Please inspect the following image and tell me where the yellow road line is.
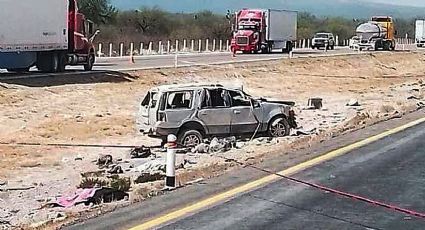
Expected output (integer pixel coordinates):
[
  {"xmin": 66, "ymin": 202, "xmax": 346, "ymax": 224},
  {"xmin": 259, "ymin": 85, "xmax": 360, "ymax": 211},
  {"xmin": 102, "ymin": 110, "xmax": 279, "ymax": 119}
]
[{"xmin": 129, "ymin": 116, "xmax": 425, "ymax": 230}]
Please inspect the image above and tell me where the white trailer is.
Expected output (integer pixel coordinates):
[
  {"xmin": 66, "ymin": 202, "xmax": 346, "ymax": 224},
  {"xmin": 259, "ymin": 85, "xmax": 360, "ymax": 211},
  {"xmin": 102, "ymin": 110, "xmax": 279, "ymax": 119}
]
[
  {"xmin": 265, "ymin": 9, "xmax": 297, "ymax": 51},
  {"xmin": 0, "ymin": 0, "xmax": 68, "ymax": 52},
  {"xmin": 0, "ymin": 0, "xmax": 96, "ymax": 73},
  {"xmin": 415, "ymin": 20, "xmax": 425, "ymax": 47}
]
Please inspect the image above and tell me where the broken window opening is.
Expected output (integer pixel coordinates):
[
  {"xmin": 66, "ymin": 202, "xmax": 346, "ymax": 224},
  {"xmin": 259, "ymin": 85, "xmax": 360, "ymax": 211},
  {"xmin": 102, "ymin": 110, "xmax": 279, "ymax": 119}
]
[
  {"xmin": 203, "ymin": 89, "xmax": 230, "ymax": 108},
  {"xmin": 141, "ymin": 92, "xmax": 150, "ymax": 106},
  {"xmin": 229, "ymin": 90, "xmax": 251, "ymax": 107},
  {"xmin": 166, "ymin": 91, "xmax": 193, "ymax": 110}
]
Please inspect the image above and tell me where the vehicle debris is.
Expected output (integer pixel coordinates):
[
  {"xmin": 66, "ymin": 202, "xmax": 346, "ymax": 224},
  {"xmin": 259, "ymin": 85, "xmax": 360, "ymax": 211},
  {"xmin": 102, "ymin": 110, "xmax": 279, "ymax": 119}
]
[
  {"xmin": 294, "ymin": 127, "xmax": 318, "ymax": 136},
  {"xmin": 130, "ymin": 146, "xmax": 153, "ymax": 158},
  {"xmin": 107, "ymin": 165, "xmax": 124, "ymax": 174},
  {"xmin": 96, "ymin": 155, "xmax": 113, "ymax": 168},
  {"xmin": 133, "ymin": 173, "xmax": 165, "ymax": 184},
  {"xmin": 134, "ymin": 159, "xmax": 166, "ymax": 173},
  {"xmin": 191, "ymin": 143, "xmax": 210, "ymax": 154},
  {"xmin": 346, "ymin": 99, "xmax": 360, "ymax": 106},
  {"xmin": 307, "ymin": 98, "xmax": 323, "ymax": 110}
]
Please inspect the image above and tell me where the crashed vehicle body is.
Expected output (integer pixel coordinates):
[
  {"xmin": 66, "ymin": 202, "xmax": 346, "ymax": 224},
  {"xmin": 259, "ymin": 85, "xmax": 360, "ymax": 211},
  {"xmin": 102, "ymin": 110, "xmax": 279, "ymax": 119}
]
[{"xmin": 137, "ymin": 84, "xmax": 297, "ymax": 146}]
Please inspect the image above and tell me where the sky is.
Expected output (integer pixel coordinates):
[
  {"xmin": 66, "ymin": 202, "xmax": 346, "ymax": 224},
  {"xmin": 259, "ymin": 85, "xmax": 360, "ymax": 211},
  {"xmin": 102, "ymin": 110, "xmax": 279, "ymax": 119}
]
[{"xmin": 368, "ymin": 0, "xmax": 425, "ymax": 7}]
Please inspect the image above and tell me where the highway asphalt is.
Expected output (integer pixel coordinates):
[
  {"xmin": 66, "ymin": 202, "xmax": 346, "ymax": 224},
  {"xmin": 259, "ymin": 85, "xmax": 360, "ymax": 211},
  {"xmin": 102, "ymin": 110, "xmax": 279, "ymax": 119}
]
[
  {"xmin": 0, "ymin": 46, "xmax": 418, "ymax": 77},
  {"xmin": 64, "ymin": 111, "xmax": 425, "ymax": 230},
  {"xmin": 91, "ymin": 47, "xmax": 357, "ymax": 71},
  {"xmin": 160, "ymin": 119, "xmax": 425, "ymax": 230}
]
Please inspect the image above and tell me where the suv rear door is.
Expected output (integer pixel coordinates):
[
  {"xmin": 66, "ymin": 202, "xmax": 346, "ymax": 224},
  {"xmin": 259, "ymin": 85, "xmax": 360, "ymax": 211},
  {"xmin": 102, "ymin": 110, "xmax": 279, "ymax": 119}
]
[
  {"xmin": 138, "ymin": 91, "xmax": 160, "ymax": 131},
  {"xmin": 198, "ymin": 88, "xmax": 232, "ymax": 135}
]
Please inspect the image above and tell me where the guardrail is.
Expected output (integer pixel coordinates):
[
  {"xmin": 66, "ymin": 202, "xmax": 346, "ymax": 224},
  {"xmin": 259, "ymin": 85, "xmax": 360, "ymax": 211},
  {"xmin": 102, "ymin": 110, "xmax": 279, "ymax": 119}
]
[{"xmin": 95, "ymin": 36, "xmax": 418, "ymax": 57}]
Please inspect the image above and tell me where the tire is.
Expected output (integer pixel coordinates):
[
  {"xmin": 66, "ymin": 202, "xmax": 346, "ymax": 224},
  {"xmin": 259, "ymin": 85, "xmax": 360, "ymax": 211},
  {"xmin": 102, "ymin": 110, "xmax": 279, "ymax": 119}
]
[
  {"xmin": 383, "ymin": 41, "xmax": 391, "ymax": 51},
  {"xmin": 268, "ymin": 116, "xmax": 291, "ymax": 137},
  {"xmin": 331, "ymin": 46, "xmax": 335, "ymax": 50},
  {"xmin": 84, "ymin": 54, "xmax": 95, "ymax": 71},
  {"xmin": 36, "ymin": 52, "xmax": 58, "ymax": 73},
  {"xmin": 283, "ymin": 41, "xmax": 293, "ymax": 53},
  {"xmin": 374, "ymin": 41, "xmax": 380, "ymax": 51},
  {"xmin": 58, "ymin": 52, "xmax": 67, "ymax": 72},
  {"xmin": 50, "ymin": 52, "xmax": 59, "ymax": 73},
  {"xmin": 178, "ymin": 129, "xmax": 203, "ymax": 147}
]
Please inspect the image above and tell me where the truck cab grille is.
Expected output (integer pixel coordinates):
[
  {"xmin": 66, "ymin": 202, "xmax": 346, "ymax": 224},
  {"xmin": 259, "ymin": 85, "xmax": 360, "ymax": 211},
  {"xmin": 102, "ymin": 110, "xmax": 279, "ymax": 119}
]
[{"xmin": 236, "ymin": 36, "xmax": 249, "ymax": 45}]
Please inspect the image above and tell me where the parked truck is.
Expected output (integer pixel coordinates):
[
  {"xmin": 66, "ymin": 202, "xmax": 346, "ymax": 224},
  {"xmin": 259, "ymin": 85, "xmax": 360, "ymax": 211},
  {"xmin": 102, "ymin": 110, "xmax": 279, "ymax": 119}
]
[
  {"xmin": 0, "ymin": 0, "xmax": 97, "ymax": 73},
  {"xmin": 415, "ymin": 19, "xmax": 425, "ymax": 47},
  {"xmin": 230, "ymin": 9, "xmax": 297, "ymax": 54},
  {"xmin": 356, "ymin": 16, "xmax": 396, "ymax": 51}
]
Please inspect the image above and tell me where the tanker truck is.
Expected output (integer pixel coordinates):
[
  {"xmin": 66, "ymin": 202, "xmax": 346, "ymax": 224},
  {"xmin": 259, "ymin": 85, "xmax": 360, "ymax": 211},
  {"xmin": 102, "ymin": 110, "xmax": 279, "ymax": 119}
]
[
  {"xmin": 0, "ymin": 0, "xmax": 97, "ymax": 73},
  {"xmin": 356, "ymin": 16, "xmax": 396, "ymax": 51},
  {"xmin": 230, "ymin": 9, "xmax": 297, "ymax": 54}
]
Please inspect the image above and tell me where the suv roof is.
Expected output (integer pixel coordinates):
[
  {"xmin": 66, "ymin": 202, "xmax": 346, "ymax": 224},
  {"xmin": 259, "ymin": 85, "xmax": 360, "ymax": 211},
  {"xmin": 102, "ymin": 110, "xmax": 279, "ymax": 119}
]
[{"xmin": 150, "ymin": 83, "xmax": 243, "ymax": 92}]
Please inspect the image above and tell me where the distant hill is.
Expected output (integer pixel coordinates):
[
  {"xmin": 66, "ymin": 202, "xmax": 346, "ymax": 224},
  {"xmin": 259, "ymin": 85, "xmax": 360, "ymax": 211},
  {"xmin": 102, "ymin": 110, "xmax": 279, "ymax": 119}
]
[{"xmin": 111, "ymin": 0, "xmax": 425, "ymax": 19}]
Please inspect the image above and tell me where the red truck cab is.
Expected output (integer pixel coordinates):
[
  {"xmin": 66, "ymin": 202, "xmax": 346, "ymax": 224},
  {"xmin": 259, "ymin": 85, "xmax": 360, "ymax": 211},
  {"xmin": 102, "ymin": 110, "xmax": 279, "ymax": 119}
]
[{"xmin": 231, "ymin": 9, "xmax": 267, "ymax": 54}]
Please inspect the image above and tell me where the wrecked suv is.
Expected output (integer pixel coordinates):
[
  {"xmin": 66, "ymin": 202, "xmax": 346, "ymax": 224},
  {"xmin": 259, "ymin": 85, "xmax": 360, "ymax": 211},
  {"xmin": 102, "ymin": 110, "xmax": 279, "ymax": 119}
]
[{"xmin": 137, "ymin": 84, "xmax": 297, "ymax": 146}]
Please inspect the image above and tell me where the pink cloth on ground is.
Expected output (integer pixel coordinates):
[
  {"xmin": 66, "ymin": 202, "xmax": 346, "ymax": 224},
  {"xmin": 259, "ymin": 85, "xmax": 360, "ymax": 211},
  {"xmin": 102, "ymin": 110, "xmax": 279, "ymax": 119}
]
[{"xmin": 55, "ymin": 188, "xmax": 99, "ymax": 208}]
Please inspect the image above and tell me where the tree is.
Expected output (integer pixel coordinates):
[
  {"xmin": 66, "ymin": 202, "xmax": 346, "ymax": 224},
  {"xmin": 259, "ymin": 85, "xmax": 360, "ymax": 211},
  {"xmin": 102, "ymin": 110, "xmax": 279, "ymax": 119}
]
[{"xmin": 78, "ymin": 0, "xmax": 117, "ymax": 24}]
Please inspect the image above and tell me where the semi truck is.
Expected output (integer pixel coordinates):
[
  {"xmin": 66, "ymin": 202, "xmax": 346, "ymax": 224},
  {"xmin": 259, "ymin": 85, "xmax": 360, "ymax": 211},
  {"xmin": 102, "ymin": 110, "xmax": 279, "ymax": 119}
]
[
  {"xmin": 415, "ymin": 19, "xmax": 425, "ymax": 47},
  {"xmin": 356, "ymin": 16, "xmax": 396, "ymax": 51},
  {"xmin": 230, "ymin": 9, "xmax": 297, "ymax": 54},
  {"xmin": 0, "ymin": 0, "xmax": 97, "ymax": 73}
]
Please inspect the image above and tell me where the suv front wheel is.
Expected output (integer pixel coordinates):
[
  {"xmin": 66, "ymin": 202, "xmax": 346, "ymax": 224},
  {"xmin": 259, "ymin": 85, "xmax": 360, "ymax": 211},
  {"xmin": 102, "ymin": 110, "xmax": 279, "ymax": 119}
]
[
  {"xmin": 268, "ymin": 117, "xmax": 290, "ymax": 137},
  {"xmin": 178, "ymin": 129, "xmax": 203, "ymax": 147}
]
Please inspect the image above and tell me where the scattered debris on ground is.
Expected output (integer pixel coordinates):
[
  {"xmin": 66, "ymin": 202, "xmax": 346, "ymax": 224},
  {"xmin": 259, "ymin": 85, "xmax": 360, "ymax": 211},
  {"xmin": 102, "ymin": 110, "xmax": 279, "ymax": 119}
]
[{"xmin": 0, "ymin": 52, "xmax": 424, "ymax": 228}]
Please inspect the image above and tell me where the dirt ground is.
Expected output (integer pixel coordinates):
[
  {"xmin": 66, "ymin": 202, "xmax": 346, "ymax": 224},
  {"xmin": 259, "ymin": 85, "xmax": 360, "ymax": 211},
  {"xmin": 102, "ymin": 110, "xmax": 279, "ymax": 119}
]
[{"xmin": 0, "ymin": 52, "xmax": 424, "ymax": 229}]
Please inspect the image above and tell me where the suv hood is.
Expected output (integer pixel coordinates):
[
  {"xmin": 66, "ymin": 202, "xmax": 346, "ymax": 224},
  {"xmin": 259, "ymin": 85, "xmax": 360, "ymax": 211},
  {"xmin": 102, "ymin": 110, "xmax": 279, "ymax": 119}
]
[{"xmin": 258, "ymin": 98, "xmax": 295, "ymax": 106}]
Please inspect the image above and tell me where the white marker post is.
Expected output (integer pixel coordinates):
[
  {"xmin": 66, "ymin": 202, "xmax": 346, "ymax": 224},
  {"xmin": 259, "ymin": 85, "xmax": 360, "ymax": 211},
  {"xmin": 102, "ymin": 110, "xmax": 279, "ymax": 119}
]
[
  {"xmin": 109, "ymin": 43, "xmax": 113, "ymax": 57},
  {"xmin": 159, "ymin": 41, "xmax": 163, "ymax": 54},
  {"xmin": 404, "ymin": 33, "xmax": 408, "ymax": 51},
  {"xmin": 98, "ymin": 43, "xmax": 102, "ymax": 57},
  {"xmin": 166, "ymin": 134, "xmax": 177, "ymax": 188},
  {"xmin": 167, "ymin": 40, "xmax": 171, "ymax": 54},
  {"xmin": 183, "ymin": 39, "xmax": 187, "ymax": 52},
  {"xmin": 206, "ymin": 39, "xmax": 209, "ymax": 52},
  {"xmin": 119, "ymin": 43, "xmax": 124, "ymax": 57},
  {"xmin": 191, "ymin": 40, "xmax": 195, "ymax": 52}
]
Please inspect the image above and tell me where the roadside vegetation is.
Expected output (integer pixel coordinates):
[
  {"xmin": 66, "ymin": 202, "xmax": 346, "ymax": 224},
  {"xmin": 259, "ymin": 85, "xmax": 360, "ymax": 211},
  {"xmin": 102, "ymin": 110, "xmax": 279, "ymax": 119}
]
[{"xmin": 79, "ymin": 0, "xmax": 416, "ymax": 44}]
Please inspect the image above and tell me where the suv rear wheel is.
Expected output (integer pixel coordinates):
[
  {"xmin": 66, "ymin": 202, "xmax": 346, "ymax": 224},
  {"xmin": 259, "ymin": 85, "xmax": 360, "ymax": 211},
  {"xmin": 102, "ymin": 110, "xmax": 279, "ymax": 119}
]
[
  {"xmin": 268, "ymin": 117, "xmax": 290, "ymax": 137},
  {"xmin": 178, "ymin": 129, "xmax": 203, "ymax": 147}
]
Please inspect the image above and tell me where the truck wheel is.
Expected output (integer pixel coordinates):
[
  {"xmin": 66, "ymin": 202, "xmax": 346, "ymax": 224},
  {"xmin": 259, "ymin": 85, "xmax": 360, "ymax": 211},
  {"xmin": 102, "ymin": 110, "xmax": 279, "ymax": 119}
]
[
  {"xmin": 383, "ymin": 41, "xmax": 391, "ymax": 51},
  {"xmin": 50, "ymin": 53, "xmax": 59, "ymax": 73},
  {"xmin": 58, "ymin": 53, "xmax": 67, "ymax": 72},
  {"xmin": 178, "ymin": 129, "xmax": 203, "ymax": 147},
  {"xmin": 268, "ymin": 116, "xmax": 290, "ymax": 137},
  {"xmin": 36, "ymin": 52, "xmax": 58, "ymax": 73},
  {"xmin": 84, "ymin": 54, "xmax": 95, "ymax": 71}
]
